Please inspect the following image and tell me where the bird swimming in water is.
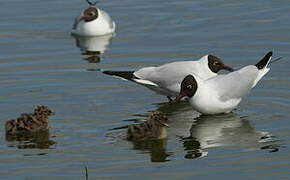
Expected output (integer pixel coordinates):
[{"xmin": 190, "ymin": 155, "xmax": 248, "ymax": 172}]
[
  {"xmin": 127, "ymin": 111, "xmax": 169, "ymax": 141},
  {"xmin": 72, "ymin": 0, "xmax": 116, "ymax": 36},
  {"xmin": 5, "ymin": 106, "xmax": 54, "ymax": 136}
]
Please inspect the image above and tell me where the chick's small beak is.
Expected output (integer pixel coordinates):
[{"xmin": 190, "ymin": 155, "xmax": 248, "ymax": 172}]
[{"xmin": 158, "ymin": 121, "xmax": 169, "ymax": 127}]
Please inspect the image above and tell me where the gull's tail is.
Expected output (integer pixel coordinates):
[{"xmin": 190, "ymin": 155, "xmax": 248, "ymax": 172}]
[
  {"xmin": 252, "ymin": 51, "xmax": 273, "ymax": 88},
  {"xmin": 103, "ymin": 70, "xmax": 158, "ymax": 86}
]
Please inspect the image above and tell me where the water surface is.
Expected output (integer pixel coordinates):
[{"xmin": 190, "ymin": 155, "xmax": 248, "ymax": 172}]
[{"xmin": 1, "ymin": 0, "xmax": 290, "ymax": 179}]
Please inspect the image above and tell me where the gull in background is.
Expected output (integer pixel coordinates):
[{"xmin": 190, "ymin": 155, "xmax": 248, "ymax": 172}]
[{"xmin": 72, "ymin": 0, "xmax": 116, "ymax": 36}]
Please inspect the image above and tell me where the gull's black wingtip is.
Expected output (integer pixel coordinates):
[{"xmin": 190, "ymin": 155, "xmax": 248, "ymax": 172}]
[
  {"xmin": 267, "ymin": 51, "xmax": 273, "ymax": 58},
  {"xmin": 103, "ymin": 70, "xmax": 135, "ymax": 80},
  {"xmin": 255, "ymin": 51, "xmax": 273, "ymax": 70}
]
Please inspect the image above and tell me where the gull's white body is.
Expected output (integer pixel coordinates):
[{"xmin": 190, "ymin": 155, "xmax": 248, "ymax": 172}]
[
  {"xmin": 133, "ymin": 55, "xmax": 218, "ymax": 97},
  {"xmin": 189, "ymin": 63, "xmax": 270, "ymax": 115},
  {"xmin": 72, "ymin": 8, "xmax": 116, "ymax": 36}
]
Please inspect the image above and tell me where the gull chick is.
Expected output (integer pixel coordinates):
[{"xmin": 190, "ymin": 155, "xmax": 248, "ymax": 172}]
[
  {"xmin": 127, "ymin": 111, "xmax": 169, "ymax": 141},
  {"xmin": 5, "ymin": 106, "xmax": 54, "ymax": 135}
]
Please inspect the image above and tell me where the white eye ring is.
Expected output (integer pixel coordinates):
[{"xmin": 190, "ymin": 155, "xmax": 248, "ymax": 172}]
[{"xmin": 214, "ymin": 61, "xmax": 221, "ymax": 66}]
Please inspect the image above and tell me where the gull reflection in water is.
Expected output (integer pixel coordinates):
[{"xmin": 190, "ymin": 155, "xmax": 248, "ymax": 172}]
[
  {"xmin": 72, "ymin": 34, "xmax": 114, "ymax": 63},
  {"xmin": 155, "ymin": 102, "xmax": 207, "ymax": 159},
  {"xmin": 182, "ymin": 113, "xmax": 281, "ymax": 159},
  {"xmin": 6, "ymin": 130, "xmax": 56, "ymax": 149},
  {"xmin": 111, "ymin": 101, "xmax": 282, "ymax": 162},
  {"xmin": 155, "ymin": 102, "xmax": 282, "ymax": 159}
]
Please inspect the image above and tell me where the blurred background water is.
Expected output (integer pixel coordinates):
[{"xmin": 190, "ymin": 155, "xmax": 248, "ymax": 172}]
[{"xmin": 1, "ymin": 0, "xmax": 290, "ymax": 179}]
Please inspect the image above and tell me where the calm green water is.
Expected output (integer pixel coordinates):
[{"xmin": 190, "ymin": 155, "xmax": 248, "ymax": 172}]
[{"xmin": 1, "ymin": 0, "xmax": 290, "ymax": 179}]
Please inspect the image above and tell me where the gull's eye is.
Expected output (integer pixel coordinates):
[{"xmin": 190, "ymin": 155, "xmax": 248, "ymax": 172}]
[
  {"xmin": 85, "ymin": 11, "xmax": 95, "ymax": 16},
  {"xmin": 214, "ymin": 61, "xmax": 222, "ymax": 66}
]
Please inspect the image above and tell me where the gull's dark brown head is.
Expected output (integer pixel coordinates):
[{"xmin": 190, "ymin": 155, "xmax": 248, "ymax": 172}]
[
  {"xmin": 175, "ymin": 75, "xmax": 198, "ymax": 102},
  {"xmin": 80, "ymin": 7, "xmax": 98, "ymax": 22},
  {"xmin": 208, "ymin": 55, "xmax": 234, "ymax": 73}
]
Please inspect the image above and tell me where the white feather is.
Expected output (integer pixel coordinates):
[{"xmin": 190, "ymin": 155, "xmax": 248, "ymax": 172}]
[
  {"xmin": 188, "ymin": 57, "xmax": 271, "ymax": 115},
  {"xmin": 72, "ymin": 8, "xmax": 115, "ymax": 36},
  {"xmin": 132, "ymin": 55, "xmax": 217, "ymax": 96}
]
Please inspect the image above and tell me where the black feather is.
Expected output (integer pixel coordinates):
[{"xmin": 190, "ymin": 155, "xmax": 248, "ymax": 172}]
[
  {"xmin": 103, "ymin": 71, "xmax": 137, "ymax": 81},
  {"xmin": 86, "ymin": 0, "xmax": 98, "ymax": 6}
]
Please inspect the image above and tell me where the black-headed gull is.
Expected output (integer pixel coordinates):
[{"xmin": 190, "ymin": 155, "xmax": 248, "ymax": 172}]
[
  {"xmin": 103, "ymin": 54, "xmax": 233, "ymax": 101},
  {"xmin": 72, "ymin": 0, "xmax": 116, "ymax": 36},
  {"xmin": 175, "ymin": 52, "xmax": 273, "ymax": 115}
]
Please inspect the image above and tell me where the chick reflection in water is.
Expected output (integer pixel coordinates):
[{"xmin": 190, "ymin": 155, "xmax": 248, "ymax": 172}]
[
  {"xmin": 127, "ymin": 111, "xmax": 171, "ymax": 162},
  {"xmin": 72, "ymin": 34, "xmax": 113, "ymax": 63},
  {"xmin": 6, "ymin": 130, "xmax": 55, "ymax": 149},
  {"xmin": 182, "ymin": 113, "xmax": 280, "ymax": 158}
]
